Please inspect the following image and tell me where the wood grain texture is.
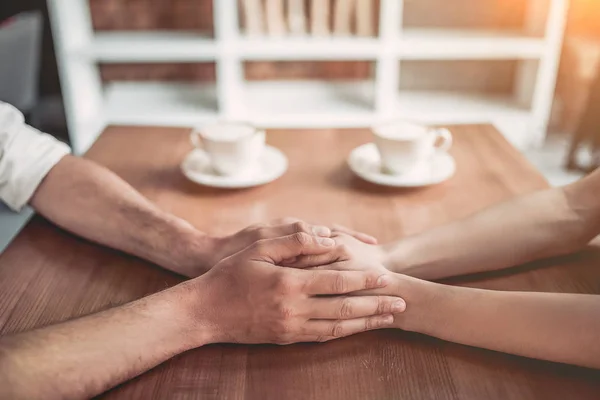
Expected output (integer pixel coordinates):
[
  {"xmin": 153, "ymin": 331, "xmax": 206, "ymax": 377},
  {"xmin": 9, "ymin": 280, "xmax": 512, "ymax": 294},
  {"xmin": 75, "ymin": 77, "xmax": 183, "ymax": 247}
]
[{"xmin": 1, "ymin": 125, "xmax": 599, "ymax": 399}]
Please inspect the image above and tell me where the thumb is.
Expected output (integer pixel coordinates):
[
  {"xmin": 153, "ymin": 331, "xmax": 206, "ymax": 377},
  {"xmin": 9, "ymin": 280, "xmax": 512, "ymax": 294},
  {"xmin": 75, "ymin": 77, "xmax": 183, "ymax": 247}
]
[{"xmin": 250, "ymin": 232, "xmax": 337, "ymax": 264}]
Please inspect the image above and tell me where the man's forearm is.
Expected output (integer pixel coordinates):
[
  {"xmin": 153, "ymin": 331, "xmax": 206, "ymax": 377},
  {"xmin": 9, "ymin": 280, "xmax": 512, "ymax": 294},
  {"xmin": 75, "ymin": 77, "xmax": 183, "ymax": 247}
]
[
  {"xmin": 30, "ymin": 156, "xmax": 214, "ymax": 276},
  {"xmin": 0, "ymin": 285, "xmax": 206, "ymax": 400},
  {"xmin": 390, "ymin": 277, "xmax": 600, "ymax": 369},
  {"xmin": 384, "ymin": 178, "xmax": 600, "ymax": 280}
]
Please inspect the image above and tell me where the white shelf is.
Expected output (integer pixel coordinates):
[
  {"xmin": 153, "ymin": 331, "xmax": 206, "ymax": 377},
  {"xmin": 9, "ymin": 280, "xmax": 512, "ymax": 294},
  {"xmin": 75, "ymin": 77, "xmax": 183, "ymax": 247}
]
[
  {"xmin": 395, "ymin": 90, "xmax": 529, "ymax": 123},
  {"xmin": 398, "ymin": 29, "xmax": 547, "ymax": 60},
  {"xmin": 71, "ymin": 29, "xmax": 547, "ymax": 64},
  {"xmin": 99, "ymin": 83, "xmax": 533, "ymax": 148},
  {"xmin": 67, "ymin": 29, "xmax": 547, "ymax": 64},
  {"xmin": 240, "ymin": 81, "xmax": 376, "ymax": 127},
  {"xmin": 237, "ymin": 37, "xmax": 380, "ymax": 60},
  {"xmin": 73, "ymin": 32, "xmax": 217, "ymax": 62},
  {"xmin": 104, "ymin": 82, "xmax": 218, "ymax": 126},
  {"xmin": 48, "ymin": 0, "xmax": 567, "ymax": 153}
]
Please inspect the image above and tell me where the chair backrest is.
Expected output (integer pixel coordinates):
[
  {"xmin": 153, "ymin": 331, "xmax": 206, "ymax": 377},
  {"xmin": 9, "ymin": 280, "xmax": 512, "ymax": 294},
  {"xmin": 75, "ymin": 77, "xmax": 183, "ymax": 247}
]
[{"xmin": 0, "ymin": 11, "xmax": 43, "ymax": 114}]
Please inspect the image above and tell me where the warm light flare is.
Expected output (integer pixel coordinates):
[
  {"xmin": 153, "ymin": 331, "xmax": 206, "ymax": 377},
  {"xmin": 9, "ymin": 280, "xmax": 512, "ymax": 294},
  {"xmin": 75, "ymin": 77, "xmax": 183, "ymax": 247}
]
[{"xmin": 568, "ymin": 0, "xmax": 600, "ymax": 36}]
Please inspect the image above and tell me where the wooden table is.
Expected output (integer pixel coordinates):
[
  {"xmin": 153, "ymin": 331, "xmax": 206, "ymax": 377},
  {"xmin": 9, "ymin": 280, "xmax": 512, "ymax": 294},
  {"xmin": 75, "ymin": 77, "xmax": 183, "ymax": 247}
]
[{"xmin": 1, "ymin": 125, "xmax": 599, "ymax": 399}]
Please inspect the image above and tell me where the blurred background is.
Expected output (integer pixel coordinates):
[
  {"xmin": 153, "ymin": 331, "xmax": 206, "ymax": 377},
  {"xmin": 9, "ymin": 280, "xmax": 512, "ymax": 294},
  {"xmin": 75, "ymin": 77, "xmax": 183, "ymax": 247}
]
[{"xmin": 1, "ymin": 0, "xmax": 599, "ymax": 186}]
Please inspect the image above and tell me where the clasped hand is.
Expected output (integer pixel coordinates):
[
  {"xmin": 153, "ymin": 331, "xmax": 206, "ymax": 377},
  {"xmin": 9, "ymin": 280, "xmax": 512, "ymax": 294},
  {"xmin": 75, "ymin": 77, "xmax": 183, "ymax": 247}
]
[{"xmin": 178, "ymin": 229, "xmax": 406, "ymax": 346}]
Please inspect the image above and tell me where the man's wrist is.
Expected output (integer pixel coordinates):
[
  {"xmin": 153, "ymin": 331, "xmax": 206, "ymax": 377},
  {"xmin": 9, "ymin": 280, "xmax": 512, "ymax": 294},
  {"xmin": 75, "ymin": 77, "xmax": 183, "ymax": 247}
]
[
  {"xmin": 163, "ymin": 278, "xmax": 219, "ymax": 348},
  {"xmin": 168, "ymin": 224, "xmax": 219, "ymax": 277}
]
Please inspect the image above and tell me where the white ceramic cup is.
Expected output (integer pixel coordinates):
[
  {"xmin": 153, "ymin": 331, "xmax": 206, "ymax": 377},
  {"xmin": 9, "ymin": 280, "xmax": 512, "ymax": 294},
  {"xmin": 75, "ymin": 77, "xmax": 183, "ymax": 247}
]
[
  {"xmin": 191, "ymin": 122, "xmax": 265, "ymax": 176},
  {"xmin": 372, "ymin": 121, "xmax": 453, "ymax": 175}
]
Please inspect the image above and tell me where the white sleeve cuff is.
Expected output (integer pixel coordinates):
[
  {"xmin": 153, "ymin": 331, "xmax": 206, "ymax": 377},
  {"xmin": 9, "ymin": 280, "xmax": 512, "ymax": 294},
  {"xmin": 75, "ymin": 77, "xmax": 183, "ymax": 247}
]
[{"xmin": 0, "ymin": 123, "xmax": 71, "ymax": 211}]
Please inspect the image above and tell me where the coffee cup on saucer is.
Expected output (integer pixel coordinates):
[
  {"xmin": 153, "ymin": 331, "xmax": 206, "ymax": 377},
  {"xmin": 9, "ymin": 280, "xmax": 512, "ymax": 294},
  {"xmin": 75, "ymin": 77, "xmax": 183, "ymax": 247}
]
[
  {"xmin": 372, "ymin": 120, "xmax": 453, "ymax": 175},
  {"xmin": 191, "ymin": 122, "xmax": 265, "ymax": 176}
]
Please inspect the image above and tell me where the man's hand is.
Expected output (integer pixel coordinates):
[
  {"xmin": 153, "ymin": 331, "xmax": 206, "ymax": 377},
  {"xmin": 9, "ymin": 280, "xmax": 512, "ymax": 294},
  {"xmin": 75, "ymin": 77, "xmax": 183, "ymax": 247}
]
[
  {"xmin": 199, "ymin": 218, "xmax": 378, "ymax": 273},
  {"xmin": 185, "ymin": 232, "xmax": 405, "ymax": 344}
]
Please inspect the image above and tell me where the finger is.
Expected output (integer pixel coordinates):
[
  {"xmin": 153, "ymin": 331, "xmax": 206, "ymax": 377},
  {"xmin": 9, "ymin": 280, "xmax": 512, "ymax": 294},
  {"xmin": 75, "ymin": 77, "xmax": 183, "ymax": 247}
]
[
  {"xmin": 251, "ymin": 232, "xmax": 337, "ymax": 264},
  {"xmin": 348, "ymin": 274, "xmax": 408, "ymax": 297},
  {"xmin": 303, "ymin": 296, "xmax": 406, "ymax": 319},
  {"xmin": 303, "ymin": 314, "xmax": 395, "ymax": 339},
  {"xmin": 332, "ymin": 224, "xmax": 378, "ymax": 244},
  {"xmin": 281, "ymin": 248, "xmax": 346, "ymax": 269},
  {"xmin": 282, "ymin": 243, "xmax": 352, "ymax": 269},
  {"xmin": 265, "ymin": 221, "xmax": 331, "ymax": 238},
  {"xmin": 302, "ymin": 270, "xmax": 391, "ymax": 295}
]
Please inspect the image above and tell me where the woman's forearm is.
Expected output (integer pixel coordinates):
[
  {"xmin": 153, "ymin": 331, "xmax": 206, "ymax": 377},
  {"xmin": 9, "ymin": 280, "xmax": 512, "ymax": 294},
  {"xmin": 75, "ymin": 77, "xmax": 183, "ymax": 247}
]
[
  {"xmin": 29, "ymin": 155, "xmax": 214, "ymax": 277},
  {"xmin": 383, "ymin": 172, "xmax": 600, "ymax": 280},
  {"xmin": 390, "ymin": 276, "xmax": 600, "ymax": 369}
]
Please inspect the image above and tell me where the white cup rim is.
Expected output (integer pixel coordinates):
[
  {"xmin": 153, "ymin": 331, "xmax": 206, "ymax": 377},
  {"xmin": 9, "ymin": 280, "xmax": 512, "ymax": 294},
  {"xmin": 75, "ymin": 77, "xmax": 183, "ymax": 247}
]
[
  {"xmin": 192, "ymin": 121, "xmax": 260, "ymax": 143},
  {"xmin": 372, "ymin": 120, "xmax": 431, "ymax": 140}
]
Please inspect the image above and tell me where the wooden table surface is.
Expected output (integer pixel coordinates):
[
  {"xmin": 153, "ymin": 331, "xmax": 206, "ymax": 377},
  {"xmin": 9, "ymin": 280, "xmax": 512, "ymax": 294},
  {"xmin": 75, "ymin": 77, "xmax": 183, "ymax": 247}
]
[{"xmin": 1, "ymin": 125, "xmax": 599, "ymax": 399}]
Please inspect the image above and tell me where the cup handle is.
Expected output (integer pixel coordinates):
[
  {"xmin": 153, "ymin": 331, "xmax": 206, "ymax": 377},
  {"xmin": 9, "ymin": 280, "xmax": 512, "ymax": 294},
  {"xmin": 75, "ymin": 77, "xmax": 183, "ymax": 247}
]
[
  {"xmin": 190, "ymin": 130, "xmax": 204, "ymax": 150},
  {"xmin": 433, "ymin": 128, "xmax": 452, "ymax": 152}
]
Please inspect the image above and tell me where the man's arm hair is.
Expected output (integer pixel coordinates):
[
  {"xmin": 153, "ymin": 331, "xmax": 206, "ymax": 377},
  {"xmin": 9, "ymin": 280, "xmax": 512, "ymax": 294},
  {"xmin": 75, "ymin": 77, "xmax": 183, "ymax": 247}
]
[
  {"xmin": 29, "ymin": 155, "xmax": 212, "ymax": 277},
  {"xmin": 0, "ymin": 285, "xmax": 204, "ymax": 400}
]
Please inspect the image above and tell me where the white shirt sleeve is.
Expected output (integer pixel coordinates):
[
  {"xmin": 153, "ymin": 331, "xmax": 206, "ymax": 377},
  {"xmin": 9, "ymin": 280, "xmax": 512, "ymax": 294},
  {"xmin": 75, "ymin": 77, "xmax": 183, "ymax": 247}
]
[{"xmin": 0, "ymin": 102, "xmax": 71, "ymax": 211}]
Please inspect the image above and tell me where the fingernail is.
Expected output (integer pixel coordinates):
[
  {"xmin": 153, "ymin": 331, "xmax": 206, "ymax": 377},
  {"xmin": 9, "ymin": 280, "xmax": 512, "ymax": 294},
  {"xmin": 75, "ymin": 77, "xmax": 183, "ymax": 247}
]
[
  {"xmin": 382, "ymin": 315, "xmax": 394, "ymax": 325},
  {"xmin": 392, "ymin": 300, "xmax": 406, "ymax": 313},
  {"xmin": 376, "ymin": 275, "xmax": 390, "ymax": 287},
  {"xmin": 312, "ymin": 226, "xmax": 331, "ymax": 237},
  {"xmin": 317, "ymin": 237, "xmax": 335, "ymax": 247}
]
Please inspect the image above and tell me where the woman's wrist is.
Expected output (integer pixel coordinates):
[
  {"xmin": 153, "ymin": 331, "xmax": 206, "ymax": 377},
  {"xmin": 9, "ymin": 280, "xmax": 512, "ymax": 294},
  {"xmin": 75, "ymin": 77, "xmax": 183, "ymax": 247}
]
[
  {"xmin": 388, "ymin": 275, "xmax": 453, "ymax": 334},
  {"xmin": 380, "ymin": 241, "xmax": 412, "ymax": 274}
]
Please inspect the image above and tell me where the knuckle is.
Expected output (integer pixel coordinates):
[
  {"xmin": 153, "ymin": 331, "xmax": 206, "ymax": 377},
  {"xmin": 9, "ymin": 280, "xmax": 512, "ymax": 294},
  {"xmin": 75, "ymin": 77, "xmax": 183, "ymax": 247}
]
[
  {"xmin": 247, "ymin": 223, "xmax": 265, "ymax": 232},
  {"xmin": 331, "ymin": 322, "xmax": 345, "ymax": 338},
  {"xmin": 277, "ymin": 302, "xmax": 295, "ymax": 321},
  {"xmin": 376, "ymin": 296, "xmax": 387, "ymax": 314},
  {"xmin": 315, "ymin": 335, "xmax": 328, "ymax": 343},
  {"xmin": 281, "ymin": 217, "xmax": 300, "ymax": 225},
  {"xmin": 339, "ymin": 298, "xmax": 354, "ymax": 319},
  {"xmin": 250, "ymin": 239, "xmax": 268, "ymax": 254},
  {"xmin": 253, "ymin": 227, "xmax": 270, "ymax": 241},
  {"xmin": 365, "ymin": 317, "xmax": 374, "ymax": 331},
  {"xmin": 333, "ymin": 273, "xmax": 348, "ymax": 293},
  {"xmin": 293, "ymin": 232, "xmax": 312, "ymax": 247},
  {"xmin": 275, "ymin": 272, "xmax": 298, "ymax": 294},
  {"xmin": 363, "ymin": 273, "xmax": 379, "ymax": 289},
  {"xmin": 293, "ymin": 221, "xmax": 310, "ymax": 234}
]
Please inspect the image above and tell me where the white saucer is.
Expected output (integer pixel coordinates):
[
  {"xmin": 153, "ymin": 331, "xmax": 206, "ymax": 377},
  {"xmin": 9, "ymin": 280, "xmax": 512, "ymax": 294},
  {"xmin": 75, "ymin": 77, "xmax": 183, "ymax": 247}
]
[
  {"xmin": 348, "ymin": 143, "xmax": 456, "ymax": 187},
  {"xmin": 181, "ymin": 145, "xmax": 288, "ymax": 189}
]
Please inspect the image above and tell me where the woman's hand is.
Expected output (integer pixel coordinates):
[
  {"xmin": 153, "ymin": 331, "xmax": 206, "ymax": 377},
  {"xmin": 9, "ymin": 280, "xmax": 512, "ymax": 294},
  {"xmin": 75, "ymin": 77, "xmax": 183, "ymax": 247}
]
[
  {"xmin": 282, "ymin": 232, "xmax": 390, "ymax": 273},
  {"xmin": 196, "ymin": 218, "xmax": 378, "ymax": 274}
]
